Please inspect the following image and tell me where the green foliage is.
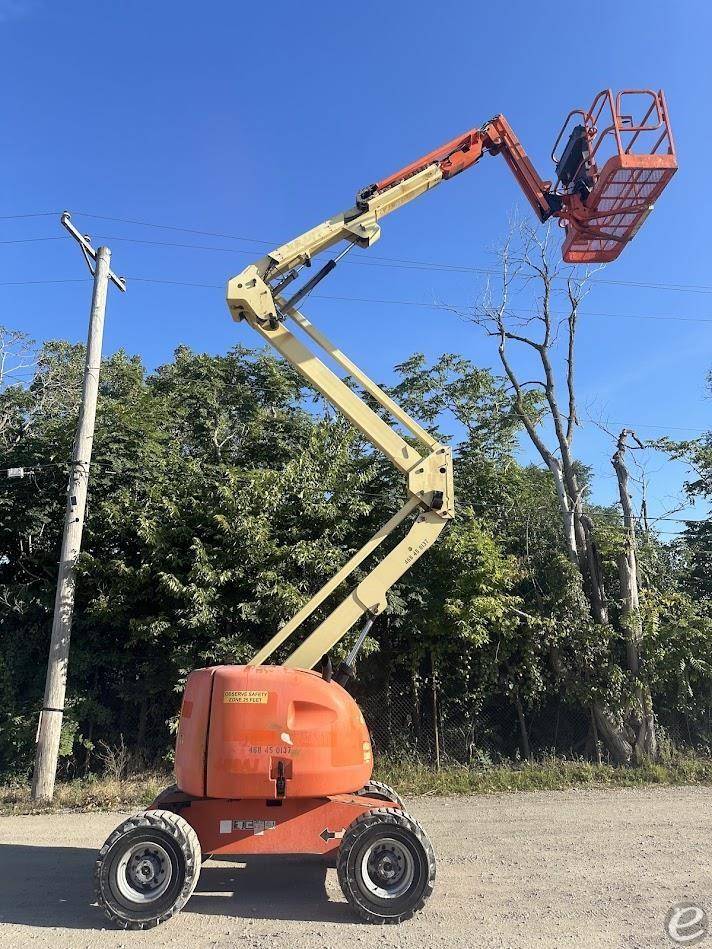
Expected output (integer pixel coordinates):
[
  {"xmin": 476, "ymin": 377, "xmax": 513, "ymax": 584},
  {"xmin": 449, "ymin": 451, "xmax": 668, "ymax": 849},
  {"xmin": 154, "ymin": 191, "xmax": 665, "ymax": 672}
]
[
  {"xmin": 0, "ymin": 332, "xmax": 710, "ymax": 778},
  {"xmin": 654, "ymin": 375, "xmax": 712, "ymax": 603}
]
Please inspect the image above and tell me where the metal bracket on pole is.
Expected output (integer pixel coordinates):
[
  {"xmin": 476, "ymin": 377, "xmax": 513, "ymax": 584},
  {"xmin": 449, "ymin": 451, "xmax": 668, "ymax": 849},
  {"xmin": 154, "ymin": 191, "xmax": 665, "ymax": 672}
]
[{"xmin": 60, "ymin": 212, "xmax": 127, "ymax": 292}]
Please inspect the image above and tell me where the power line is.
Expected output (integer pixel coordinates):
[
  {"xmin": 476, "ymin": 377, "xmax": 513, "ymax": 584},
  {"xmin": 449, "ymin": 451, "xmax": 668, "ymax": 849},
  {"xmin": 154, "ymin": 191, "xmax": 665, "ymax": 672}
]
[
  {"xmin": 1, "ymin": 461, "xmax": 70, "ymax": 476},
  {"xmin": 5, "ymin": 209, "xmax": 712, "ymax": 295},
  {"xmin": 0, "ymin": 236, "xmax": 64, "ymax": 245},
  {"xmin": 594, "ymin": 420, "xmax": 709, "ymax": 434},
  {"xmin": 2, "ymin": 464, "xmax": 60, "ymax": 473},
  {"xmin": 3, "ymin": 267, "xmax": 711, "ymax": 328},
  {"xmin": 68, "ymin": 230, "xmax": 712, "ymax": 295},
  {"xmin": 83, "ymin": 235, "xmax": 256, "ymax": 254},
  {"xmin": 0, "ymin": 212, "xmax": 58, "ymax": 220},
  {"xmin": 55, "ymin": 240, "xmax": 712, "ymax": 324},
  {"xmin": 78, "ymin": 212, "xmax": 268, "ymax": 245},
  {"xmin": 1, "ymin": 217, "xmax": 708, "ymax": 441},
  {"xmin": 3, "ymin": 459, "xmax": 706, "ymax": 516},
  {"xmin": 313, "ymin": 293, "xmax": 712, "ymax": 326},
  {"xmin": 0, "ymin": 277, "xmax": 88, "ymax": 286},
  {"xmin": 128, "ymin": 275, "xmax": 220, "ymax": 289},
  {"xmin": 0, "ymin": 280, "xmax": 708, "ymax": 434},
  {"xmin": 70, "ymin": 213, "xmax": 712, "ymax": 293}
]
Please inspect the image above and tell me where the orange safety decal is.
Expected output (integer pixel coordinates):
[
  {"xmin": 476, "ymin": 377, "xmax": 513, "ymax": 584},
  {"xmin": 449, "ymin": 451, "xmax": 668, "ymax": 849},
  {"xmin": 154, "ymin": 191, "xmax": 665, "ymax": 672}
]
[{"xmin": 223, "ymin": 690, "xmax": 268, "ymax": 704}]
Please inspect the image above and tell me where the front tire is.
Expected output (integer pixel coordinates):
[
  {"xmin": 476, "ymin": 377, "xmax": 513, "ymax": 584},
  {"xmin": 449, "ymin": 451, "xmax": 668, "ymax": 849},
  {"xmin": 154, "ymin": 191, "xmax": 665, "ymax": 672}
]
[
  {"xmin": 337, "ymin": 807, "xmax": 435, "ymax": 923},
  {"xmin": 94, "ymin": 809, "xmax": 201, "ymax": 930}
]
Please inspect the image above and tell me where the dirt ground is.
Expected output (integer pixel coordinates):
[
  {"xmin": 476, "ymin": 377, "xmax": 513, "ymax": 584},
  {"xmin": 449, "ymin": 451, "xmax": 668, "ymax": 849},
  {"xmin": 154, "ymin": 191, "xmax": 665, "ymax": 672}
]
[{"xmin": 0, "ymin": 786, "xmax": 709, "ymax": 948}]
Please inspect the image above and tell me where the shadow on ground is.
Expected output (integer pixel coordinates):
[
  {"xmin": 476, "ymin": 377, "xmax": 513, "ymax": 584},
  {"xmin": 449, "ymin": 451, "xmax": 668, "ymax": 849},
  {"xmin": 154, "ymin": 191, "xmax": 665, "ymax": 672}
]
[{"xmin": 0, "ymin": 845, "xmax": 355, "ymax": 930}]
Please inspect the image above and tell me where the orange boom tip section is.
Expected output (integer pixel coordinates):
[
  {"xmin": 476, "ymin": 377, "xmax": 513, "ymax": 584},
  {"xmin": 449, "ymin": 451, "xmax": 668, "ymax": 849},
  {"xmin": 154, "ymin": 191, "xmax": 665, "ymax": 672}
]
[
  {"xmin": 175, "ymin": 665, "xmax": 373, "ymax": 800},
  {"xmin": 361, "ymin": 88, "xmax": 676, "ymax": 265}
]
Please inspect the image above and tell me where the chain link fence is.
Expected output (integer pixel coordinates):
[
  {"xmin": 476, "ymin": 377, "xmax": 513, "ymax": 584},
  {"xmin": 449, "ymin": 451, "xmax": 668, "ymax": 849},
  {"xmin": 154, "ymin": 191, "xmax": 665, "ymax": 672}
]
[
  {"xmin": 358, "ymin": 683, "xmax": 589, "ymax": 766},
  {"xmin": 353, "ymin": 669, "xmax": 712, "ymax": 766}
]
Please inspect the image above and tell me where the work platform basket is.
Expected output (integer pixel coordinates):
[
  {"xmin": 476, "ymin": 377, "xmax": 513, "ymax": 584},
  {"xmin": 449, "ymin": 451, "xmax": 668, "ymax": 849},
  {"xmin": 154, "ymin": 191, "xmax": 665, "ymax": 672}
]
[{"xmin": 553, "ymin": 89, "xmax": 677, "ymax": 264}]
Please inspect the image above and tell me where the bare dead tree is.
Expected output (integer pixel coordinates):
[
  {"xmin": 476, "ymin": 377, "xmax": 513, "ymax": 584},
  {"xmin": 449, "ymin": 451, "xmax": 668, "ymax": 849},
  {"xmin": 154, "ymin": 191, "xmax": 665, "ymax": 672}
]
[
  {"xmin": 457, "ymin": 218, "xmax": 657, "ymax": 762},
  {"xmin": 466, "ymin": 221, "xmax": 608, "ymax": 618},
  {"xmin": 611, "ymin": 429, "xmax": 657, "ymax": 761},
  {"xmin": 0, "ymin": 326, "xmax": 37, "ymax": 456},
  {"xmin": 0, "ymin": 326, "xmax": 36, "ymax": 385},
  {"xmin": 0, "ymin": 327, "xmax": 85, "ymax": 462}
]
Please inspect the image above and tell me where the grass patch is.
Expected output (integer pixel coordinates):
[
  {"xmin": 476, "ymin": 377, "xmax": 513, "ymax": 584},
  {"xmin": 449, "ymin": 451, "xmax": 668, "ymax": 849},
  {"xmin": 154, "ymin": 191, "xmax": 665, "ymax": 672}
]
[
  {"xmin": 3, "ymin": 756, "xmax": 712, "ymax": 815},
  {"xmin": 0, "ymin": 771, "xmax": 169, "ymax": 816},
  {"xmin": 375, "ymin": 755, "xmax": 712, "ymax": 796}
]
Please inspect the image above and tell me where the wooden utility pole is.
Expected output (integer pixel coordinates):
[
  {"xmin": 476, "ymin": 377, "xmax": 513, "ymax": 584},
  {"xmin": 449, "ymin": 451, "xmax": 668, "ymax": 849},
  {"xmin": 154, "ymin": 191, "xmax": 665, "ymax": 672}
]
[{"xmin": 31, "ymin": 213, "xmax": 125, "ymax": 801}]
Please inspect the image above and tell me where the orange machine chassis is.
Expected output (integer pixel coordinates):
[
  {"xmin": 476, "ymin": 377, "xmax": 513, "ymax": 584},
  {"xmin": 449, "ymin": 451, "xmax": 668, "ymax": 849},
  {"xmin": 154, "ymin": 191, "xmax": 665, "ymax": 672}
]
[{"xmin": 149, "ymin": 787, "xmax": 397, "ymax": 857}]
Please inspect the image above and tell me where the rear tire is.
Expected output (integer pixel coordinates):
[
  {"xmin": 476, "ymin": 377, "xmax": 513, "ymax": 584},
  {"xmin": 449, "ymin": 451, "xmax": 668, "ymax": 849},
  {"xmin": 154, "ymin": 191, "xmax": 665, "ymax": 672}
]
[
  {"xmin": 356, "ymin": 780, "xmax": 404, "ymax": 808},
  {"xmin": 151, "ymin": 783, "xmax": 179, "ymax": 805},
  {"xmin": 94, "ymin": 809, "xmax": 201, "ymax": 930},
  {"xmin": 337, "ymin": 807, "xmax": 435, "ymax": 923}
]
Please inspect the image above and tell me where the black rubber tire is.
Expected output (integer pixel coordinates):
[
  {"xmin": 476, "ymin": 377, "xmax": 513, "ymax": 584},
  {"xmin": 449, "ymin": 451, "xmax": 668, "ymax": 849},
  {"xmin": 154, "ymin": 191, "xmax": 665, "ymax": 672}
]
[
  {"xmin": 337, "ymin": 807, "xmax": 435, "ymax": 924},
  {"xmin": 94, "ymin": 809, "xmax": 201, "ymax": 930},
  {"xmin": 356, "ymin": 781, "xmax": 405, "ymax": 808},
  {"xmin": 151, "ymin": 783, "xmax": 179, "ymax": 803}
]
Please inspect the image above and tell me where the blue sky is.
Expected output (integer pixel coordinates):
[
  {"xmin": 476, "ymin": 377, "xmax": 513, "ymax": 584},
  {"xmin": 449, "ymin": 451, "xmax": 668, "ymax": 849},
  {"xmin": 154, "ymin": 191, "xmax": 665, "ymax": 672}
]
[{"xmin": 2, "ymin": 0, "xmax": 710, "ymax": 531}]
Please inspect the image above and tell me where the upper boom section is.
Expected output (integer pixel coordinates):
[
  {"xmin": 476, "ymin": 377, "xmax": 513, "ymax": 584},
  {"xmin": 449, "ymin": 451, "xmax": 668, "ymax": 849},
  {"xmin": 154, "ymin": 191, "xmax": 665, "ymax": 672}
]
[{"xmin": 357, "ymin": 114, "xmax": 560, "ymax": 223}]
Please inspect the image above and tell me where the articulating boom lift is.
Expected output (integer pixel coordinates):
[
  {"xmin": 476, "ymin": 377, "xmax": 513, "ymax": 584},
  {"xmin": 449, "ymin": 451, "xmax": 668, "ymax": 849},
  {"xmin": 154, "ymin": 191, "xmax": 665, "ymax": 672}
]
[{"xmin": 95, "ymin": 89, "xmax": 676, "ymax": 929}]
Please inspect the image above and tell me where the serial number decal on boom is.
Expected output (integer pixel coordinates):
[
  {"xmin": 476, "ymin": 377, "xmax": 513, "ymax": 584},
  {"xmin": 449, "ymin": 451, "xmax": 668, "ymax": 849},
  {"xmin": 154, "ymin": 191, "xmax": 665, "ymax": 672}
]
[
  {"xmin": 404, "ymin": 538, "xmax": 430, "ymax": 566},
  {"xmin": 219, "ymin": 819, "xmax": 277, "ymax": 835},
  {"xmin": 223, "ymin": 690, "xmax": 269, "ymax": 704}
]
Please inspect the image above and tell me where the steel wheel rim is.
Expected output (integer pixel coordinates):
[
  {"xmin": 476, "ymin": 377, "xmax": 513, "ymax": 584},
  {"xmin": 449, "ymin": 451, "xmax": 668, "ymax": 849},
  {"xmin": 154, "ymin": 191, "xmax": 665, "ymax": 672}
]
[
  {"xmin": 359, "ymin": 836, "xmax": 415, "ymax": 900},
  {"xmin": 115, "ymin": 841, "xmax": 173, "ymax": 903}
]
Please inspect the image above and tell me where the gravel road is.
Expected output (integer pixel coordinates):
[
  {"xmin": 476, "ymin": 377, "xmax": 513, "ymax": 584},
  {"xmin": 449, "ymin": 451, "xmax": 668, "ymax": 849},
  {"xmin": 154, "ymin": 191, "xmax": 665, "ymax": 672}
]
[{"xmin": 0, "ymin": 786, "xmax": 709, "ymax": 948}]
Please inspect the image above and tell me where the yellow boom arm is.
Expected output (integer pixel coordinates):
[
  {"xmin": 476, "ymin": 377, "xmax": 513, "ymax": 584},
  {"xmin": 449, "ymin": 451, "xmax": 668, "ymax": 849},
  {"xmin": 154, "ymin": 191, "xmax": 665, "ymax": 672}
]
[{"xmin": 226, "ymin": 164, "xmax": 458, "ymax": 670}]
